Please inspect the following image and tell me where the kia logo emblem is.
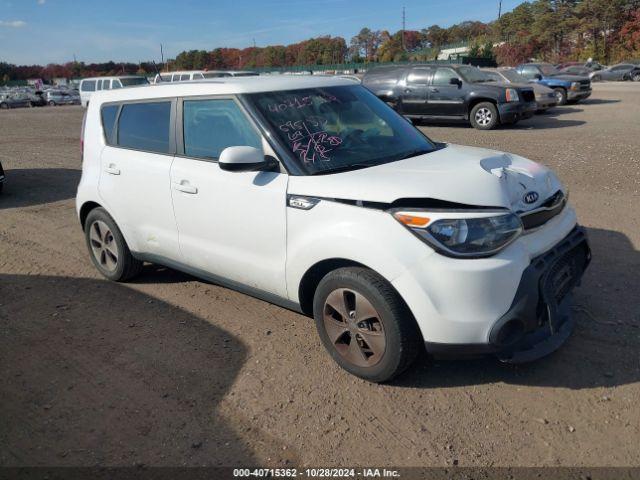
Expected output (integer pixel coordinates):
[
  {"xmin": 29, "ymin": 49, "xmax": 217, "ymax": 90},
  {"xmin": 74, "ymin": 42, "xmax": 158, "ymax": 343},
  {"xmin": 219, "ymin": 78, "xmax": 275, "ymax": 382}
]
[{"xmin": 523, "ymin": 191, "xmax": 539, "ymax": 204}]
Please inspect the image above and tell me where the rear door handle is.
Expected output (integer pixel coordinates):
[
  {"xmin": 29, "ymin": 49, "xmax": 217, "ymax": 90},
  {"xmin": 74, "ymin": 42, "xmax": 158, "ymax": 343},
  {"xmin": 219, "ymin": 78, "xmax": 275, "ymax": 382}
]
[
  {"xmin": 173, "ymin": 181, "xmax": 198, "ymax": 194},
  {"xmin": 429, "ymin": 87, "xmax": 439, "ymax": 92},
  {"xmin": 104, "ymin": 164, "xmax": 120, "ymax": 175}
]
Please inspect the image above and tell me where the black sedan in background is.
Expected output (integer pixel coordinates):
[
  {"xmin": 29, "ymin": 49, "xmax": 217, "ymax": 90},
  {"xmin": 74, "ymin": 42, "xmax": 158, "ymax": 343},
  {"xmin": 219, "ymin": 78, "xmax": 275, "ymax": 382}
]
[{"xmin": 0, "ymin": 160, "xmax": 5, "ymax": 194}]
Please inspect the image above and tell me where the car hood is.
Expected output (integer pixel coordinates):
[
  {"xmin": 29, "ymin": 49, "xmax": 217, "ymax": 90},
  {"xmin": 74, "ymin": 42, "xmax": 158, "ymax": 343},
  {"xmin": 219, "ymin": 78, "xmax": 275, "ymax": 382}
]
[{"xmin": 288, "ymin": 144, "xmax": 564, "ymax": 212}]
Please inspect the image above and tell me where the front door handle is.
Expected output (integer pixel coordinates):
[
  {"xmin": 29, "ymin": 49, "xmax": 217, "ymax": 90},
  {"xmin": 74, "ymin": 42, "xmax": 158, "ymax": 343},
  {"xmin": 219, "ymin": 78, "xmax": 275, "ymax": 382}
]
[
  {"xmin": 404, "ymin": 88, "xmax": 412, "ymax": 93},
  {"xmin": 429, "ymin": 87, "xmax": 439, "ymax": 92},
  {"xmin": 104, "ymin": 164, "xmax": 120, "ymax": 175},
  {"xmin": 173, "ymin": 181, "xmax": 198, "ymax": 194}
]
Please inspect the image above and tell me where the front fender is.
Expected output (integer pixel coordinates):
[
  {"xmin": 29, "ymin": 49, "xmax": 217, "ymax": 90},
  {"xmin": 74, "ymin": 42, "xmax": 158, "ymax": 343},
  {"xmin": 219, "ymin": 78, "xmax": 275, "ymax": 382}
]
[{"xmin": 285, "ymin": 199, "xmax": 433, "ymax": 303}]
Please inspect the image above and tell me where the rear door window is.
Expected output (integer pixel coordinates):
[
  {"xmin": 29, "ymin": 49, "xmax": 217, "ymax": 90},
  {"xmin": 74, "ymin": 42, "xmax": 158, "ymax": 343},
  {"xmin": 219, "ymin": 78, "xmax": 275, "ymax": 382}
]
[
  {"xmin": 406, "ymin": 68, "xmax": 431, "ymax": 85},
  {"xmin": 182, "ymin": 99, "xmax": 262, "ymax": 159},
  {"xmin": 117, "ymin": 101, "xmax": 172, "ymax": 153},
  {"xmin": 180, "ymin": 74, "xmax": 190, "ymax": 81}
]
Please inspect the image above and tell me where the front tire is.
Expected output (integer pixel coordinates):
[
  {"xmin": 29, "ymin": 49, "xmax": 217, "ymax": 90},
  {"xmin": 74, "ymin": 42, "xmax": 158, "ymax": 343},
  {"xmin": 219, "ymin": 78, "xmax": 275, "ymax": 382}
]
[
  {"xmin": 48, "ymin": 101, "xmax": 56, "ymax": 106},
  {"xmin": 632, "ymin": 72, "xmax": 640, "ymax": 82},
  {"xmin": 313, "ymin": 267, "xmax": 422, "ymax": 383},
  {"xmin": 553, "ymin": 88, "xmax": 568, "ymax": 106},
  {"xmin": 591, "ymin": 75, "xmax": 601, "ymax": 82},
  {"xmin": 84, "ymin": 208, "xmax": 143, "ymax": 282},
  {"xmin": 469, "ymin": 102, "xmax": 499, "ymax": 130}
]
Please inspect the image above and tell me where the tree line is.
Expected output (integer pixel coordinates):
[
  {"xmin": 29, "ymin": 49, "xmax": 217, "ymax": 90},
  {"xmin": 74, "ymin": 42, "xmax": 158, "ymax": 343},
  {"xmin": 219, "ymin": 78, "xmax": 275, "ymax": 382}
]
[{"xmin": 2, "ymin": 0, "xmax": 639, "ymax": 83}]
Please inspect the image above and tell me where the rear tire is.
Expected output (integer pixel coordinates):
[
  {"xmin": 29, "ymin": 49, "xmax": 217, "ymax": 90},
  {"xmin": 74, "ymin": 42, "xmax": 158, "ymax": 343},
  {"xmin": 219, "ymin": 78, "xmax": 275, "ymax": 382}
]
[
  {"xmin": 554, "ymin": 88, "xmax": 568, "ymax": 106},
  {"xmin": 48, "ymin": 101, "xmax": 56, "ymax": 106},
  {"xmin": 469, "ymin": 102, "xmax": 499, "ymax": 130},
  {"xmin": 632, "ymin": 73, "xmax": 640, "ymax": 82},
  {"xmin": 84, "ymin": 207, "xmax": 143, "ymax": 282},
  {"xmin": 313, "ymin": 267, "xmax": 422, "ymax": 383}
]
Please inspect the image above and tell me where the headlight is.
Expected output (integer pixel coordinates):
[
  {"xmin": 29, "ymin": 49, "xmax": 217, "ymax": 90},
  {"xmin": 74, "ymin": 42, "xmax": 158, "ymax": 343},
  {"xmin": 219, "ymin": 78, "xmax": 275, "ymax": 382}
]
[
  {"xmin": 570, "ymin": 82, "xmax": 580, "ymax": 91},
  {"xmin": 392, "ymin": 211, "xmax": 523, "ymax": 258},
  {"xmin": 505, "ymin": 88, "xmax": 520, "ymax": 102}
]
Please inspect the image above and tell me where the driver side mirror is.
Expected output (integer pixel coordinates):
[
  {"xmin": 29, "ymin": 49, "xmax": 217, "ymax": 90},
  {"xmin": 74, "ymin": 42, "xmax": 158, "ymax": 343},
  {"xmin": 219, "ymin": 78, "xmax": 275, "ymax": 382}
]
[
  {"xmin": 219, "ymin": 146, "xmax": 279, "ymax": 172},
  {"xmin": 534, "ymin": 74, "xmax": 543, "ymax": 80},
  {"xmin": 449, "ymin": 77, "xmax": 462, "ymax": 86}
]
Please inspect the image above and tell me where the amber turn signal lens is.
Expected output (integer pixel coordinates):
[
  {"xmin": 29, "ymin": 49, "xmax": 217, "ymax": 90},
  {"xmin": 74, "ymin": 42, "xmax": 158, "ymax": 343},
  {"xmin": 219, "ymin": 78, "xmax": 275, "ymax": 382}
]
[{"xmin": 393, "ymin": 213, "xmax": 431, "ymax": 228}]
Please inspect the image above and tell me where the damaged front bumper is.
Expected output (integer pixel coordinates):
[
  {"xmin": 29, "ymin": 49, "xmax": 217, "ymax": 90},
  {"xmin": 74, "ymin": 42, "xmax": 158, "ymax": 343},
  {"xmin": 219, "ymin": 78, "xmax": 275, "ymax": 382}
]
[{"xmin": 426, "ymin": 227, "xmax": 591, "ymax": 362}]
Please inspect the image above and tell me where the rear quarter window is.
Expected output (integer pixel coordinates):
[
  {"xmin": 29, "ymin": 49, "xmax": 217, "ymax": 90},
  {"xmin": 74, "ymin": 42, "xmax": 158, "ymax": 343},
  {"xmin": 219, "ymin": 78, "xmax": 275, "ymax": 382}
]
[
  {"xmin": 101, "ymin": 105, "xmax": 119, "ymax": 144},
  {"xmin": 117, "ymin": 102, "xmax": 171, "ymax": 154},
  {"xmin": 81, "ymin": 80, "xmax": 96, "ymax": 92}
]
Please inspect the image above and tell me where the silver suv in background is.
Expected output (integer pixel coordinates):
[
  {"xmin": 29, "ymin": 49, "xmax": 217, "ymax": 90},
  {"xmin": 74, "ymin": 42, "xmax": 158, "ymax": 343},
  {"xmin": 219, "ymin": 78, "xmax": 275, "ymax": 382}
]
[{"xmin": 483, "ymin": 68, "xmax": 557, "ymax": 113}]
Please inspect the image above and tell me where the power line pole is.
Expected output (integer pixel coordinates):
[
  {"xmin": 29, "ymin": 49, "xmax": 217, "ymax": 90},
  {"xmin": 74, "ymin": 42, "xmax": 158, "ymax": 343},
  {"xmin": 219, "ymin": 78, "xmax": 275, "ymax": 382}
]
[
  {"xmin": 402, "ymin": 6, "xmax": 406, "ymax": 51},
  {"xmin": 160, "ymin": 44, "xmax": 164, "ymax": 66},
  {"xmin": 498, "ymin": 0, "xmax": 502, "ymax": 19}
]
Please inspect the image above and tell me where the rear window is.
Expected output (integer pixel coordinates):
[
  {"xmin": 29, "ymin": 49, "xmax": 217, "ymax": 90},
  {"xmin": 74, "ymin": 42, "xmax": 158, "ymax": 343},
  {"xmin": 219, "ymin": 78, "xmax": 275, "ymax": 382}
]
[
  {"xmin": 117, "ymin": 102, "xmax": 171, "ymax": 153},
  {"xmin": 101, "ymin": 105, "xmax": 119, "ymax": 144},
  {"xmin": 81, "ymin": 80, "xmax": 96, "ymax": 92}
]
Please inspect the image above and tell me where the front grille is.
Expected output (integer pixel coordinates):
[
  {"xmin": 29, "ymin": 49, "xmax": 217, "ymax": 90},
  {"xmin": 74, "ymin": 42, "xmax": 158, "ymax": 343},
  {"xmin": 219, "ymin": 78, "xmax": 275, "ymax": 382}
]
[
  {"xmin": 521, "ymin": 89, "xmax": 535, "ymax": 102},
  {"xmin": 519, "ymin": 190, "xmax": 566, "ymax": 230},
  {"xmin": 579, "ymin": 80, "xmax": 591, "ymax": 90}
]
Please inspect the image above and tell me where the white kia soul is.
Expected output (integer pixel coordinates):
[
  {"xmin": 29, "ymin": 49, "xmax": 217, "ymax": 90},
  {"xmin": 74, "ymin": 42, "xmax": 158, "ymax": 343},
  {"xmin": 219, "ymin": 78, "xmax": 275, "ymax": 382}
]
[{"xmin": 76, "ymin": 76, "xmax": 590, "ymax": 382}]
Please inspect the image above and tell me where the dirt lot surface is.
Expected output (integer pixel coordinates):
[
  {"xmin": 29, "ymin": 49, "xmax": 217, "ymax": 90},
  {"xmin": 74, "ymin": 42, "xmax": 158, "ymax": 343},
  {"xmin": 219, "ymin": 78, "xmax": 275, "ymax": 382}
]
[{"xmin": 1, "ymin": 82, "xmax": 639, "ymax": 468}]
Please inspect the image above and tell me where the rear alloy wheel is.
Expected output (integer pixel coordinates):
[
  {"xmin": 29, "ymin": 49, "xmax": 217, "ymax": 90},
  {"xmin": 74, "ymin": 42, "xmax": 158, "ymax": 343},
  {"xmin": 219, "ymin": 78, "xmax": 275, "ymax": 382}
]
[
  {"xmin": 554, "ymin": 88, "xmax": 568, "ymax": 106},
  {"xmin": 48, "ymin": 101, "xmax": 56, "ymax": 106},
  {"xmin": 632, "ymin": 73, "xmax": 640, "ymax": 82},
  {"xmin": 313, "ymin": 267, "xmax": 421, "ymax": 382},
  {"xmin": 470, "ymin": 102, "xmax": 499, "ymax": 130},
  {"xmin": 84, "ymin": 207, "xmax": 143, "ymax": 282}
]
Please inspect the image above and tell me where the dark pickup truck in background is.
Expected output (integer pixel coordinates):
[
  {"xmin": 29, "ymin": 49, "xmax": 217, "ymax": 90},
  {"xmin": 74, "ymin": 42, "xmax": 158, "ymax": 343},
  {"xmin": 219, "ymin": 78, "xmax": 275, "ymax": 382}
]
[{"xmin": 362, "ymin": 64, "xmax": 537, "ymax": 130}]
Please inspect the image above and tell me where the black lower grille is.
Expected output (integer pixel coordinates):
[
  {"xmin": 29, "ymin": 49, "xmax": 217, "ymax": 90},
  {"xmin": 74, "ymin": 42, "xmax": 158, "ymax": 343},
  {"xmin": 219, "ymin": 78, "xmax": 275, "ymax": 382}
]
[
  {"xmin": 521, "ymin": 89, "xmax": 535, "ymax": 102},
  {"xmin": 544, "ymin": 241, "xmax": 590, "ymax": 304}
]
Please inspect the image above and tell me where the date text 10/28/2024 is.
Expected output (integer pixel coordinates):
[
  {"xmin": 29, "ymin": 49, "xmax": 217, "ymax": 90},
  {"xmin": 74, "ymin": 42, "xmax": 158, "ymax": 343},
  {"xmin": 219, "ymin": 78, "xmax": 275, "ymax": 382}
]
[{"xmin": 233, "ymin": 468, "xmax": 401, "ymax": 478}]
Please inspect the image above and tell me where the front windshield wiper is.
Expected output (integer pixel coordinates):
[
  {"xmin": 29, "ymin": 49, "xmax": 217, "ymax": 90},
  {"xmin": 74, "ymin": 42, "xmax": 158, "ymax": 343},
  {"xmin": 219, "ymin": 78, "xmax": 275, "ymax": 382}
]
[
  {"xmin": 311, "ymin": 163, "xmax": 374, "ymax": 175},
  {"xmin": 399, "ymin": 148, "xmax": 434, "ymax": 160}
]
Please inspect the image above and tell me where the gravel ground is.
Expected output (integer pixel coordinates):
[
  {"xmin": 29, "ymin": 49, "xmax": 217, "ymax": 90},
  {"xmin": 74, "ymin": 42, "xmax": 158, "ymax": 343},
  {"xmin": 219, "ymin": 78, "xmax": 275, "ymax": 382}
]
[{"xmin": 0, "ymin": 82, "xmax": 639, "ymax": 468}]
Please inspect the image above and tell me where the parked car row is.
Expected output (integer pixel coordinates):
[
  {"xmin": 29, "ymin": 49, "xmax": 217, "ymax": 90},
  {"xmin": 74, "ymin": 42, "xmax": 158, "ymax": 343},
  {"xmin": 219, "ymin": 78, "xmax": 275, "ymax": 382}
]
[
  {"xmin": 361, "ymin": 62, "xmax": 595, "ymax": 129},
  {"xmin": 0, "ymin": 88, "xmax": 80, "ymax": 109}
]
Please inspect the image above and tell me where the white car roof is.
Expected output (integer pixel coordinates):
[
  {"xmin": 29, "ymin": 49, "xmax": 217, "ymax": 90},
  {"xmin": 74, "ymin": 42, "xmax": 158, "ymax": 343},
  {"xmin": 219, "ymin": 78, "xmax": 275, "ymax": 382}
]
[
  {"xmin": 91, "ymin": 76, "xmax": 355, "ymax": 104},
  {"xmin": 81, "ymin": 76, "xmax": 145, "ymax": 81}
]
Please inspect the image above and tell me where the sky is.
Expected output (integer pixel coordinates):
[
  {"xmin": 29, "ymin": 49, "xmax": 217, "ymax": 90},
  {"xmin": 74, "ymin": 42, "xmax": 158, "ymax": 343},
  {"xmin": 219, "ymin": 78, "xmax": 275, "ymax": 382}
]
[{"xmin": 0, "ymin": 0, "xmax": 523, "ymax": 65}]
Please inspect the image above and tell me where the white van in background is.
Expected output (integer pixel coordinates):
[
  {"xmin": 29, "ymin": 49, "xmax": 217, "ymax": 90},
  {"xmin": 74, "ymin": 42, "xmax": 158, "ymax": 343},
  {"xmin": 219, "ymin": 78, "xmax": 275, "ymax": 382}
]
[
  {"xmin": 79, "ymin": 76, "xmax": 148, "ymax": 107},
  {"xmin": 153, "ymin": 70, "xmax": 259, "ymax": 83}
]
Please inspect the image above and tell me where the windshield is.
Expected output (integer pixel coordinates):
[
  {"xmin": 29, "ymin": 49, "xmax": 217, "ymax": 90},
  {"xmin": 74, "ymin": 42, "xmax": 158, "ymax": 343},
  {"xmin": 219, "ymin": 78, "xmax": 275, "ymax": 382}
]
[
  {"xmin": 483, "ymin": 71, "xmax": 504, "ymax": 82},
  {"xmin": 499, "ymin": 69, "xmax": 526, "ymax": 83},
  {"xmin": 539, "ymin": 64, "xmax": 560, "ymax": 76},
  {"xmin": 457, "ymin": 66, "xmax": 494, "ymax": 83},
  {"xmin": 119, "ymin": 77, "xmax": 149, "ymax": 86},
  {"xmin": 245, "ymin": 85, "xmax": 436, "ymax": 175}
]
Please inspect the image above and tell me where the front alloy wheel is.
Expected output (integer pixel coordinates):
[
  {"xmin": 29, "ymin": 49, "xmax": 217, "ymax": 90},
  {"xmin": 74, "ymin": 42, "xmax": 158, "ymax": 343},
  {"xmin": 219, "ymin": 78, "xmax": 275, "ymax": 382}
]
[
  {"xmin": 323, "ymin": 288, "xmax": 386, "ymax": 367},
  {"xmin": 313, "ymin": 267, "xmax": 421, "ymax": 382}
]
